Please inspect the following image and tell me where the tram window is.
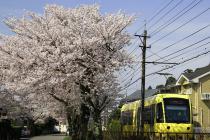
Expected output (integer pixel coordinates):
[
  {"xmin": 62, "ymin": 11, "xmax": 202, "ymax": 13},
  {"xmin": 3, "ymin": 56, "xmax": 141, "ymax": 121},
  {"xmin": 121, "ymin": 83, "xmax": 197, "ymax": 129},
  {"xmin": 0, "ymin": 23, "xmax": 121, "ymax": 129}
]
[
  {"xmin": 151, "ymin": 104, "xmax": 155, "ymax": 125},
  {"xmin": 144, "ymin": 106, "xmax": 152, "ymax": 124},
  {"xmin": 121, "ymin": 111, "xmax": 133, "ymax": 125},
  {"xmin": 156, "ymin": 103, "xmax": 163, "ymax": 123},
  {"xmin": 164, "ymin": 98, "xmax": 190, "ymax": 123}
]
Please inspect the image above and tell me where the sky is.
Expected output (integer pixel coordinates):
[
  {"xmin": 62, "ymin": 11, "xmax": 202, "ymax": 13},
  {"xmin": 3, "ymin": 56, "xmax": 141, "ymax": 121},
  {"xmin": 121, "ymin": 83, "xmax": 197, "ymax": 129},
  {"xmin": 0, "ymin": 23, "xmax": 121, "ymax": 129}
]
[{"xmin": 0, "ymin": 0, "xmax": 210, "ymax": 96}]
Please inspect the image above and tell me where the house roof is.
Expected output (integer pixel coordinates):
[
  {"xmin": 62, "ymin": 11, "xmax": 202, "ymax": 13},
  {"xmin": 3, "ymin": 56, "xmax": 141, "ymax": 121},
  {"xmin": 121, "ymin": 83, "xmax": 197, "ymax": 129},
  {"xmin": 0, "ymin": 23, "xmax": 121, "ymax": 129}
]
[
  {"xmin": 176, "ymin": 64, "xmax": 210, "ymax": 85},
  {"xmin": 121, "ymin": 89, "xmax": 158, "ymax": 103},
  {"xmin": 183, "ymin": 64, "xmax": 210, "ymax": 80}
]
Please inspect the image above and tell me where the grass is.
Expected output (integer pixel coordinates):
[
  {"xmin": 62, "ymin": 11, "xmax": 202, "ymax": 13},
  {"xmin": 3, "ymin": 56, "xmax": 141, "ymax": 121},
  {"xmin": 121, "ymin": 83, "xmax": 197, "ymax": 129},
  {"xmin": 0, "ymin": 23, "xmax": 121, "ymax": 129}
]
[{"xmin": 63, "ymin": 136, "xmax": 71, "ymax": 140}]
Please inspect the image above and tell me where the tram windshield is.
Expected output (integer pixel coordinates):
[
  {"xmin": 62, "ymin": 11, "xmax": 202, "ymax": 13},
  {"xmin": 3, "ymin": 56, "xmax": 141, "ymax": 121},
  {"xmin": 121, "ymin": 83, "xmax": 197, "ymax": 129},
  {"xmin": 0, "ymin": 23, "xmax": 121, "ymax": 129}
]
[{"xmin": 164, "ymin": 98, "xmax": 190, "ymax": 123}]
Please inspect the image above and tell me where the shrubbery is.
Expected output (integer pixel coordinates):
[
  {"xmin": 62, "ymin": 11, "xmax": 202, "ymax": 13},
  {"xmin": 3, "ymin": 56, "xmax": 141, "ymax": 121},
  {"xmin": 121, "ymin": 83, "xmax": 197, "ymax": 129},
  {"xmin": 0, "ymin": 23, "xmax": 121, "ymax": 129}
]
[
  {"xmin": 108, "ymin": 120, "xmax": 121, "ymax": 132},
  {"xmin": 0, "ymin": 119, "xmax": 21, "ymax": 140}
]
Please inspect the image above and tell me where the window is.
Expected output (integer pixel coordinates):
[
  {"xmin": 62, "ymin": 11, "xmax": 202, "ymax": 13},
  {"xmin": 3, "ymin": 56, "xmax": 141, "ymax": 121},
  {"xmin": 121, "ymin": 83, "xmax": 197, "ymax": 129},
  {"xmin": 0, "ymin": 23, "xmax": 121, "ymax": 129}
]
[
  {"xmin": 164, "ymin": 98, "xmax": 190, "ymax": 123},
  {"xmin": 137, "ymin": 105, "xmax": 155, "ymax": 125},
  {"xmin": 156, "ymin": 103, "xmax": 163, "ymax": 123},
  {"xmin": 121, "ymin": 111, "xmax": 133, "ymax": 125},
  {"xmin": 144, "ymin": 106, "xmax": 152, "ymax": 124}
]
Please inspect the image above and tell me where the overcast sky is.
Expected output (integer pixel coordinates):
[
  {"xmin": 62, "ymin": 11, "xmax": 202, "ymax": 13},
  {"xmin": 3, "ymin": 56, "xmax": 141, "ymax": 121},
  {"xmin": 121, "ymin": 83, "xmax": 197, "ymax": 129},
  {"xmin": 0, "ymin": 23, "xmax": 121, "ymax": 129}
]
[{"xmin": 0, "ymin": 0, "xmax": 210, "ymax": 96}]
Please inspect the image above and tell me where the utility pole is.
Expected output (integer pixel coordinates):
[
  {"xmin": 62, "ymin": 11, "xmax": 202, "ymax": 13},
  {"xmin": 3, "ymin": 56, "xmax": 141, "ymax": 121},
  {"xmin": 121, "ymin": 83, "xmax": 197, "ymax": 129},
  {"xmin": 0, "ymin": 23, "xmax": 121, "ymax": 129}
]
[
  {"xmin": 135, "ymin": 28, "xmax": 150, "ymax": 139},
  {"xmin": 134, "ymin": 24, "xmax": 178, "ymax": 139}
]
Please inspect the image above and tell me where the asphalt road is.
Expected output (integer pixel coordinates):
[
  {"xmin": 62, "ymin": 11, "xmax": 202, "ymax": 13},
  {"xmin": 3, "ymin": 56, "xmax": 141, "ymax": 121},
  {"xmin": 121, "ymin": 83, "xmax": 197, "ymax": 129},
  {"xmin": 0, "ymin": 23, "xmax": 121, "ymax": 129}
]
[{"xmin": 28, "ymin": 134, "xmax": 65, "ymax": 140}]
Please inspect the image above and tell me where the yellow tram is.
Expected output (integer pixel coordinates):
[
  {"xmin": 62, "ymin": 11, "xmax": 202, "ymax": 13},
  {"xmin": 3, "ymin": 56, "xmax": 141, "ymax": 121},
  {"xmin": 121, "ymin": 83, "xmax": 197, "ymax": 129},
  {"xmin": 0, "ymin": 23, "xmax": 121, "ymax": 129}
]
[{"xmin": 120, "ymin": 93, "xmax": 193, "ymax": 139}]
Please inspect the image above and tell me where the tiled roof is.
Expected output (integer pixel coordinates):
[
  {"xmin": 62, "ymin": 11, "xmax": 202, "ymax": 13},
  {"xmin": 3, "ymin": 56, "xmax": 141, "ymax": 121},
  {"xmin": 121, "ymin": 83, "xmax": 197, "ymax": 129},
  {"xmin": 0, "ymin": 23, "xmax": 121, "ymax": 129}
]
[{"xmin": 183, "ymin": 64, "xmax": 210, "ymax": 80}]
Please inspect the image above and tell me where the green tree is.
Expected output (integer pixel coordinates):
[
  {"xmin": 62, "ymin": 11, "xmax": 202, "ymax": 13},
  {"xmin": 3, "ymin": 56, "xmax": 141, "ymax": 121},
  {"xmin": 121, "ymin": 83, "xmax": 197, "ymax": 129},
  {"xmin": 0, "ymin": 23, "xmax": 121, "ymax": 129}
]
[
  {"xmin": 148, "ymin": 86, "xmax": 152, "ymax": 90},
  {"xmin": 165, "ymin": 76, "xmax": 176, "ymax": 87},
  {"xmin": 108, "ymin": 108, "xmax": 121, "ymax": 124}
]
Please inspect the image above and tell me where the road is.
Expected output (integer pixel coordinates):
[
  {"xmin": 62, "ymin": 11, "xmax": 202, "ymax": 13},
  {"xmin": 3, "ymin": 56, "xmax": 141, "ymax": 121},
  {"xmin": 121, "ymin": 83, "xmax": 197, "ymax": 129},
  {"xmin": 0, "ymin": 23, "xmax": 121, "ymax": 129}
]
[{"xmin": 29, "ymin": 134, "xmax": 65, "ymax": 140}]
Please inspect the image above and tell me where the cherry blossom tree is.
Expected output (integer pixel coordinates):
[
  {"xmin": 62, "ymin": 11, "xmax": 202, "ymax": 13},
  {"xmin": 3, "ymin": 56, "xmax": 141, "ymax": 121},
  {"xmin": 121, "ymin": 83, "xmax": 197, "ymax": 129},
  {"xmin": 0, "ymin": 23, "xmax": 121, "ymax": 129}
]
[
  {"xmin": 0, "ymin": 4, "xmax": 134, "ymax": 140},
  {"xmin": 0, "ymin": 86, "xmax": 18, "ymax": 118}
]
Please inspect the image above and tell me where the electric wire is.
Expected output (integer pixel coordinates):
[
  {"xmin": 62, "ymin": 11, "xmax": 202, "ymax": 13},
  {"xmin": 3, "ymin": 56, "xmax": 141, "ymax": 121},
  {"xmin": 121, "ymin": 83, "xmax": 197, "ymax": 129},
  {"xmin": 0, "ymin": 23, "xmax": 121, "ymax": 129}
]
[
  {"xmin": 147, "ymin": 23, "xmax": 210, "ymax": 58},
  {"xmin": 121, "ymin": 37, "xmax": 210, "ymax": 87},
  {"xmin": 154, "ymin": 36, "xmax": 210, "ymax": 62},
  {"xmin": 120, "ymin": 49, "xmax": 210, "ymax": 91},
  {"xmin": 122, "ymin": 30, "xmax": 210, "ymax": 84},
  {"xmin": 150, "ymin": 0, "xmax": 203, "ymax": 36},
  {"xmin": 135, "ymin": 0, "xmax": 175, "ymax": 34},
  {"xmin": 164, "ymin": 42, "xmax": 210, "ymax": 62},
  {"xmin": 120, "ymin": 0, "xmax": 208, "ymax": 93},
  {"xmin": 150, "ymin": 8, "xmax": 210, "ymax": 45},
  {"xmin": 147, "ymin": 0, "xmax": 184, "ymax": 31}
]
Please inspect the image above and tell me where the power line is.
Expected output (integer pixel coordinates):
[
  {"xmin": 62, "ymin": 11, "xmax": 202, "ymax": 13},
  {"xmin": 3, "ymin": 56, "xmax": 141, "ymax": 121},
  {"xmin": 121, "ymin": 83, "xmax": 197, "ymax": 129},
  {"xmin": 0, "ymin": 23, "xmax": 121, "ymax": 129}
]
[
  {"xmin": 147, "ymin": 0, "xmax": 184, "ymax": 31},
  {"xmin": 120, "ymin": 49, "xmax": 210, "ymax": 91},
  {"xmin": 123, "ymin": 70, "xmax": 137, "ymax": 95},
  {"xmin": 165, "ymin": 48, "xmax": 209, "ymax": 74},
  {"xmin": 150, "ymin": 0, "xmax": 203, "ymax": 36},
  {"xmin": 154, "ymin": 36, "xmax": 210, "ymax": 62},
  {"xmin": 128, "ymin": 0, "xmax": 209, "ymax": 77},
  {"xmin": 120, "ymin": 47, "xmax": 142, "ymax": 80},
  {"xmin": 147, "ymin": 23, "xmax": 210, "ymax": 58},
  {"xmin": 147, "ymin": 0, "xmax": 175, "ymax": 24},
  {"xmin": 156, "ymin": 50, "xmax": 210, "ymax": 74},
  {"xmin": 120, "ymin": 65, "xmax": 142, "ymax": 86},
  {"xmin": 147, "ymin": 50, "xmax": 210, "ymax": 77},
  {"xmin": 120, "ymin": 0, "xmax": 208, "ymax": 92},
  {"xmin": 164, "ymin": 44, "xmax": 210, "ymax": 62},
  {"xmin": 121, "ymin": 37, "xmax": 209, "ymax": 86},
  {"xmin": 147, "ymin": 49, "xmax": 168, "ymax": 61},
  {"xmin": 123, "ymin": 45, "xmax": 176, "ymax": 81},
  {"xmin": 135, "ymin": 0, "xmax": 175, "ymax": 34},
  {"xmin": 150, "ymin": 8, "xmax": 210, "ymax": 45},
  {"xmin": 124, "ymin": 39, "xmax": 141, "ymax": 61},
  {"xmin": 128, "ymin": 45, "xmax": 139, "ymax": 56},
  {"xmin": 120, "ymin": 41, "xmax": 143, "ymax": 79},
  {"xmin": 146, "ymin": 47, "xmax": 210, "ymax": 87},
  {"xmin": 121, "ymin": 37, "xmax": 210, "ymax": 85},
  {"xmin": 121, "ymin": 0, "xmax": 208, "ymax": 91},
  {"xmin": 124, "ymin": 0, "xmax": 188, "ymax": 82},
  {"xmin": 121, "ymin": 40, "xmax": 210, "ymax": 86}
]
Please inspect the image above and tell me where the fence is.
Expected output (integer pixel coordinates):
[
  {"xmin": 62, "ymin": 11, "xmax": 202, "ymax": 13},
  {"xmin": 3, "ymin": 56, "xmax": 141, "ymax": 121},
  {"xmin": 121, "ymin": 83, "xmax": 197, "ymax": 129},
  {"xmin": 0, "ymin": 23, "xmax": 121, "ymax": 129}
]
[{"xmin": 103, "ymin": 131, "xmax": 210, "ymax": 140}]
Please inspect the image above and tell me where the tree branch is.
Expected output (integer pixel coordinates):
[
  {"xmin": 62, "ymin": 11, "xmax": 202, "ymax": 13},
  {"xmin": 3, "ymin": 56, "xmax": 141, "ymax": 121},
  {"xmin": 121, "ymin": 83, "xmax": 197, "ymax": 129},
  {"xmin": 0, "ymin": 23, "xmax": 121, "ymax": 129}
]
[{"xmin": 48, "ymin": 87, "xmax": 68, "ymax": 106}]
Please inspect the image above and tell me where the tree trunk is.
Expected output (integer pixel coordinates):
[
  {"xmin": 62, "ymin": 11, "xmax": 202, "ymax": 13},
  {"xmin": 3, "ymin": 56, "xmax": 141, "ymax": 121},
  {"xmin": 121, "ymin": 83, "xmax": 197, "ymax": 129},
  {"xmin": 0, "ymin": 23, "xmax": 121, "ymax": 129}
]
[
  {"xmin": 79, "ymin": 103, "xmax": 90, "ymax": 140},
  {"xmin": 66, "ymin": 108, "xmax": 80, "ymax": 140},
  {"xmin": 92, "ymin": 110, "xmax": 103, "ymax": 140}
]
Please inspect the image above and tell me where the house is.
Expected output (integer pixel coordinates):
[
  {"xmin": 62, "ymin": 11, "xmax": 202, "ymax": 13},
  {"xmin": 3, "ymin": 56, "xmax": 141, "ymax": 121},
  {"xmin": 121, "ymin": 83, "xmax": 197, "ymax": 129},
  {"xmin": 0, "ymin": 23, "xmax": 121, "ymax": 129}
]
[{"xmin": 176, "ymin": 64, "xmax": 210, "ymax": 131}]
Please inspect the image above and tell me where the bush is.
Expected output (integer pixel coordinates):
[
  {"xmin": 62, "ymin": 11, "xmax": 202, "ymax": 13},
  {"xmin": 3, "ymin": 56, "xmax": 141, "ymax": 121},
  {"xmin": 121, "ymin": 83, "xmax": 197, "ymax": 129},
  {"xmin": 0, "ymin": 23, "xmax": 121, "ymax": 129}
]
[
  {"xmin": 108, "ymin": 120, "xmax": 121, "ymax": 132},
  {"xmin": 63, "ymin": 136, "xmax": 71, "ymax": 140},
  {"xmin": 12, "ymin": 126, "xmax": 22, "ymax": 137},
  {"xmin": 31, "ymin": 123, "xmax": 45, "ymax": 136},
  {"xmin": 0, "ymin": 119, "xmax": 22, "ymax": 139}
]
